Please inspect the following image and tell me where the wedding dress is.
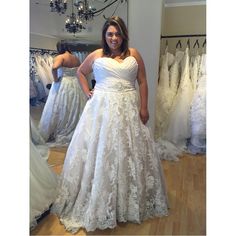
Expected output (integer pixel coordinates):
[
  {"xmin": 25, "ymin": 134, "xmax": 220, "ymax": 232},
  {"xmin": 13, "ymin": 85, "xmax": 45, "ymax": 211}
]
[
  {"xmin": 38, "ymin": 67, "xmax": 87, "ymax": 147},
  {"xmin": 34, "ymin": 54, "xmax": 53, "ymax": 96},
  {"xmin": 30, "ymin": 140, "xmax": 58, "ymax": 229},
  {"xmin": 30, "ymin": 118, "xmax": 49, "ymax": 160},
  {"xmin": 155, "ymin": 49, "xmax": 175, "ymax": 139},
  {"xmin": 51, "ymin": 56, "xmax": 181, "ymax": 233},
  {"xmin": 188, "ymin": 54, "xmax": 206, "ymax": 154},
  {"xmin": 164, "ymin": 48, "xmax": 194, "ymax": 150}
]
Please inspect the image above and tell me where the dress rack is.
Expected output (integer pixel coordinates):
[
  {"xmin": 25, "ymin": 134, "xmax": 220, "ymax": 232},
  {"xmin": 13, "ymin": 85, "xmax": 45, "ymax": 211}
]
[
  {"xmin": 161, "ymin": 34, "xmax": 206, "ymax": 49},
  {"xmin": 30, "ymin": 47, "xmax": 58, "ymax": 55},
  {"xmin": 161, "ymin": 34, "xmax": 206, "ymax": 39}
]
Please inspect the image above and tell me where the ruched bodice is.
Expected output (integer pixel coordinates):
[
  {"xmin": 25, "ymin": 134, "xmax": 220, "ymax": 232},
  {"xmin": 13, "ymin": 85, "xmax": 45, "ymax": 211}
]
[{"xmin": 92, "ymin": 56, "xmax": 138, "ymax": 92}]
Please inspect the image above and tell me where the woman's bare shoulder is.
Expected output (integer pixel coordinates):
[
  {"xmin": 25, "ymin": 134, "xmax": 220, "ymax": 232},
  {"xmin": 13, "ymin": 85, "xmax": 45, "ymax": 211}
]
[
  {"xmin": 91, "ymin": 48, "xmax": 103, "ymax": 59},
  {"xmin": 129, "ymin": 48, "xmax": 143, "ymax": 63},
  {"xmin": 129, "ymin": 48, "xmax": 140, "ymax": 57},
  {"xmin": 83, "ymin": 49, "xmax": 103, "ymax": 63}
]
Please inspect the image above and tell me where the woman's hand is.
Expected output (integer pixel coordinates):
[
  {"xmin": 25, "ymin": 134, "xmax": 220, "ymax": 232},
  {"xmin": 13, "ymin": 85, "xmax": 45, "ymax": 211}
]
[
  {"xmin": 139, "ymin": 108, "xmax": 149, "ymax": 125},
  {"xmin": 86, "ymin": 89, "xmax": 94, "ymax": 99}
]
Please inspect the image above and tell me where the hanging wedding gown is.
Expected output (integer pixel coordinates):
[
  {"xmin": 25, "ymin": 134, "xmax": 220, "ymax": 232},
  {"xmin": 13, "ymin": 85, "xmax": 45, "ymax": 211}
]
[
  {"xmin": 169, "ymin": 50, "xmax": 185, "ymax": 102},
  {"xmin": 51, "ymin": 56, "xmax": 183, "ymax": 233},
  {"xmin": 164, "ymin": 48, "xmax": 194, "ymax": 150},
  {"xmin": 38, "ymin": 67, "xmax": 87, "ymax": 147},
  {"xmin": 155, "ymin": 49, "xmax": 175, "ymax": 139},
  {"xmin": 30, "ymin": 139, "xmax": 58, "ymax": 229},
  {"xmin": 34, "ymin": 54, "xmax": 53, "ymax": 96},
  {"xmin": 30, "ymin": 118, "xmax": 49, "ymax": 160},
  {"xmin": 188, "ymin": 54, "xmax": 206, "ymax": 154}
]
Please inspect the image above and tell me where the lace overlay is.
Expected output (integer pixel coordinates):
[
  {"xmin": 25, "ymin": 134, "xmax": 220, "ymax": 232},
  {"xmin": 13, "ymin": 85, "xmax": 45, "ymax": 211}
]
[
  {"xmin": 164, "ymin": 48, "xmax": 194, "ymax": 150},
  {"xmin": 51, "ymin": 56, "xmax": 170, "ymax": 233},
  {"xmin": 189, "ymin": 54, "xmax": 206, "ymax": 153},
  {"xmin": 38, "ymin": 67, "xmax": 87, "ymax": 147},
  {"xmin": 155, "ymin": 52, "xmax": 175, "ymax": 138}
]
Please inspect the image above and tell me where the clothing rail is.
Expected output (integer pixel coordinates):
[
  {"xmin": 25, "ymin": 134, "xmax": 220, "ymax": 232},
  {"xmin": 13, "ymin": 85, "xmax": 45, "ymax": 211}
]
[
  {"xmin": 161, "ymin": 34, "xmax": 206, "ymax": 39},
  {"xmin": 30, "ymin": 47, "xmax": 57, "ymax": 55}
]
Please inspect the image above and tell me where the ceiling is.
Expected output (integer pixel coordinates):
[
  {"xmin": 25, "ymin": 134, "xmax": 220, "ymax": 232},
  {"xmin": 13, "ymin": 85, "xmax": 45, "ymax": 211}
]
[
  {"xmin": 164, "ymin": 0, "xmax": 206, "ymax": 6},
  {"xmin": 30, "ymin": 0, "xmax": 206, "ymax": 43},
  {"xmin": 30, "ymin": 0, "xmax": 128, "ymax": 43}
]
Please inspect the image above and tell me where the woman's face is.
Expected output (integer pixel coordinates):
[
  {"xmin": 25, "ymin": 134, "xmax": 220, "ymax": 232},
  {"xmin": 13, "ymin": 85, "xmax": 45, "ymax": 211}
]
[{"xmin": 105, "ymin": 25, "xmax": 123, "ymax": 52}]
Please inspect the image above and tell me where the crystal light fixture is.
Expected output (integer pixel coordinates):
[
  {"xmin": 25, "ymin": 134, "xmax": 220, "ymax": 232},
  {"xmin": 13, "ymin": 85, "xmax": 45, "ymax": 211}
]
[
  {"xmin": 65, "ymin": 0, "xmax": 84, "ymax": 34},
  {"xmin": 74, "ymin": 0, "xmax": 96, "ymax": 23},
  {"xmin": 65, "ymin": 13, "xmax": 83, "ymax": 34},
  {"xmin": 49, "ymin": 0, "xmax": 126, "ymax": 33}
]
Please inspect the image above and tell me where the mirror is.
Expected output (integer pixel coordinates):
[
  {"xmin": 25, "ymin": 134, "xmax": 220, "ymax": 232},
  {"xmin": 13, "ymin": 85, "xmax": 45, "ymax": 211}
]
[{"xmin": 30, "ymin": 0, "xmax": 128, "ymax": 147}]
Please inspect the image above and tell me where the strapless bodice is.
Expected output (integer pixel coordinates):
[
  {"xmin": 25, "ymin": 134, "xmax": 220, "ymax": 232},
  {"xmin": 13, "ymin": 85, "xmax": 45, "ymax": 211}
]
[
  {"xmin": 92, "ymin": 56, "xmax": 138, "ymax": 92},
  {"xmin": 57, "ymin": 67, "xmax": 77, "ymax": 78}
]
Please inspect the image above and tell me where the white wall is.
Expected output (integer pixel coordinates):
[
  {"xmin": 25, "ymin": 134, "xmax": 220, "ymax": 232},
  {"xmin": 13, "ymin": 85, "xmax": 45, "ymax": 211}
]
[
  {"xmin": 128, "ymin": 0, "xmax": 163, "ymax": 134},
  {"xmin": 161, "ymin": 4, "xmax": 206, "ymax": 54}
]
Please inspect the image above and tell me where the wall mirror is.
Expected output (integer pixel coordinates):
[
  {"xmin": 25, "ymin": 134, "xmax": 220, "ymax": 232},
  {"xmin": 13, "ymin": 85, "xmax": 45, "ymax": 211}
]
[{"xmin": 30, "ymin": 0, "xmax": 128, "ymax": 147}]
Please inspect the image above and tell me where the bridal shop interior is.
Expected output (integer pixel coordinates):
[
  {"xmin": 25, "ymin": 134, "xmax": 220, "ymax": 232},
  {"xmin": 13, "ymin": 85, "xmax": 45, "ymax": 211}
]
[{"xmin": 30, "ymin": 0, "xmax": 206, "ymax": 235}]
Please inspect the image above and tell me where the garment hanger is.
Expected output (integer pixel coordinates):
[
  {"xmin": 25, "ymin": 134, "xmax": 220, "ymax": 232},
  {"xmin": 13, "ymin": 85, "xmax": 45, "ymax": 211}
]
[
  {"xmin": 202, "ymin": 38, "xmax": 206, "ymax": 47},
  {"xmin": 164, "ymin": 40, "xmax": 169, "ymax": 54},
  {"xmin": 187, "ymin": 39, "xmax": 190, "ymax": 48},
  {"xmin": 193, "ymin": 39, "xmax": 200, "ymax": 49},
  {"xmin": 176, "ymin": 40, "xmax": 182, "ymax": 49},
  {"xmin": 165, "ymin": 40, "xmax": 168, "ymax": 47}
]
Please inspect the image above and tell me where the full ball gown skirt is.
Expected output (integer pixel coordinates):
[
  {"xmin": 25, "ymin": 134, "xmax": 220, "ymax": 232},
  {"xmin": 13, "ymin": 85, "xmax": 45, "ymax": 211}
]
[
  {"xmin": 38, "ymin": 67, "xmax": 87, "ymax": 147},
  {"xmin": 51, "ymin": 57, "xmax": 171, "ymax": 233}
]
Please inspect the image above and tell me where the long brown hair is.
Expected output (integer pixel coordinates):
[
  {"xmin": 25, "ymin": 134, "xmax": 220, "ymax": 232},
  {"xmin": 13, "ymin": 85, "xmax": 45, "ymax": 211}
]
[{"xmin": 101, "ymin": 16, "xmax": 129, "ymax": 59}]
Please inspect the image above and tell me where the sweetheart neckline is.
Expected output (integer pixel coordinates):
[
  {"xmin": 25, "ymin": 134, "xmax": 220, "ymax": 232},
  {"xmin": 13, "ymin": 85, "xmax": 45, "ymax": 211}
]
[{"xmin": 94, "ymin": 56, "xmax": 137, "ymax": 65}]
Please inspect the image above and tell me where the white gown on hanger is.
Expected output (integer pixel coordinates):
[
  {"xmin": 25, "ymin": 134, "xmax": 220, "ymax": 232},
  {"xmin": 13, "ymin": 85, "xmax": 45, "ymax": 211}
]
[
  {"xmin": 188, "ymin": 54, "xmax": 206, "ymax": 153},
  {"xmin": 38, "ymin": 67, "xmax": 87, "ymax": 147},
  {"xmin": 155, "ymin": 49, "xmax": 175, "ymax": 139},
  {"xmin": 30, "ymin": 118, "xmax": 49, "ymax": 160},
  {"xmin": 30, "ymin": 140, "xmax": 58, "ymax": 229},
  {"xmin": 169, "ymin": 50, "xmax": 185, "ymax": 101},
  {"xmin": 51, "ymin": 56, "xmax": 183, "ymax": 233},
  {"xmin": 35, "ymin": 54, "xmax": 53, "ymax": 96},
  {"xmin": 162, "ymin": 50, "xmax": 185, "ymax": 136},
  {"xmin": 164, "ymin": 48, "xmax": 194, "ymax": 150}
]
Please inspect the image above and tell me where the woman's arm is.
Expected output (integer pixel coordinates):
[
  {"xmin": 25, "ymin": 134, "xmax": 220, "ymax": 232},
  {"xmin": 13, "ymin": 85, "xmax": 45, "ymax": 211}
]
[
  {"xmin": 76, "ymin": 50, "xmax": 98, "ymax": 98},
  {"xmin": 131, "ymin": 48, "xmax": 149, "ymax": 125}
]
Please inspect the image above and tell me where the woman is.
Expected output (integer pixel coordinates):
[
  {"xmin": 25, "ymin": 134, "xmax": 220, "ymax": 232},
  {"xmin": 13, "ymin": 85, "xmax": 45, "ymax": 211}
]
[
  {"xmin": 51, "ymin": 16, "xmax": 178, "ymax": 233},
  {"xmin": 38, "ymin": 42, "xmax": 87, "ymax": 147}
]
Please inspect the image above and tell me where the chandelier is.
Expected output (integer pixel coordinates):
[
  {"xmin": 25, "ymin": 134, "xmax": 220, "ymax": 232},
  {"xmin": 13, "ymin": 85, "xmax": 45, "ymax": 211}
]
[
  {"xmin": 65, "ymin": 0, "xmax": 84, "ymax": 34},
  {"xmin": 65, "ymin": 13, "xmax": 84, "ymax": 34},
  {"xmin": 74, "ymin": 0, "xmax": 96, "ymax": 23},
  {"xmin": 49, "ymin": 0, "xmax": 126, "ymax": 34}
]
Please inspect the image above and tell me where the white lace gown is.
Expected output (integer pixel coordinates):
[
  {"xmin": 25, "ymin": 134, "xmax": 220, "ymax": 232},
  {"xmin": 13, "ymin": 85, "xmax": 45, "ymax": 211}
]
[
  {"xmin": 51, "ymin": 56, "xmax": 176, "ymax": 233},
  {"xmin": 35, "ymin": 54, "xmax": 53, "ymax": 96},
  {"xmin": 38, "ymin": 67, "xmax": 87, "ymax": 147},
  {"xmin": 30, "ymin": 118, "xmax": 49, "ymax": 160},
  {"xmin": 30, "ymin": 140, "xmax": 58, "ymax": 229},
  {"xmin": 164, "ymin": 48, "xmax": 194, "ymax": 150},
  {"xmin": 155, "ymin": 50, "xmax": 175, "ymax": 139},
  {"xmin": 189, "ymin": 54, "xmax": 206, "ymax": 153}
]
